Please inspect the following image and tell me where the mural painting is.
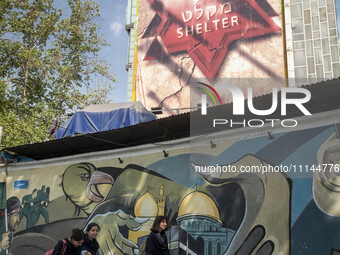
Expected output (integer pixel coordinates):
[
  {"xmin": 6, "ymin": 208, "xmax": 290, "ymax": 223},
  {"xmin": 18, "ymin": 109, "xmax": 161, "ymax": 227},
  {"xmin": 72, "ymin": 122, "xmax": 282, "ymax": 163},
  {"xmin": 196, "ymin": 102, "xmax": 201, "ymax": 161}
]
[
  {"xmin": 2, "ymin": 124, "xmax": 340, "ymax": 254},
  {"xmin": 20, "ymin": 185, "xmax": 50, "ymax": 229},
  {"xmin": 0, "ymin": 182, "xmax": 21, "ymax": 255},
  {"xmin": 135, "ymin": 0, "xmax": 285, "ymax": 116}
]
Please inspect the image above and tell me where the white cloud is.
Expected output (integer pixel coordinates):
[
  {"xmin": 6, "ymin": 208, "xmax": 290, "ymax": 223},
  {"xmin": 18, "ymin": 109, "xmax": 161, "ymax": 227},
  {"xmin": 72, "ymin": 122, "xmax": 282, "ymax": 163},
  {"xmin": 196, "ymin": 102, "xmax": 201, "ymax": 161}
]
[{"xmin": 110, "ymin": 21, "xmax": 123, "ymax": 36}]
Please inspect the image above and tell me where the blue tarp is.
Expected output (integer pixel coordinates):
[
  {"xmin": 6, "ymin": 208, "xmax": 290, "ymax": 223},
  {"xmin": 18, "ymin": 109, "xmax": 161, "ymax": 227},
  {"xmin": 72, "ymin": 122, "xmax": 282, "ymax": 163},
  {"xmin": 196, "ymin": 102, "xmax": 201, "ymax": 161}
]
[
  {"xmin": 1, "ymin": 151, "xmax": 35, "ymax": 162},
  {"xmin": 55, "ymin": 102, "xmax": 156, "ymax": 139}
]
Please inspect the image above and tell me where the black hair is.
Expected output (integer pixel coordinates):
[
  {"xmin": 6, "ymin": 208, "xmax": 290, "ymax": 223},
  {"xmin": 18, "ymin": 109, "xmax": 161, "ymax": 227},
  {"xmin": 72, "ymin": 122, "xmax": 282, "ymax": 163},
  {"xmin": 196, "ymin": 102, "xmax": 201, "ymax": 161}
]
[
  {"xmin": 6, "ymin": 197, "xmax": 20, "ymax": 213},
  {"xmin": 71, "ymin": 228, "xmax": 85, "ymax": 241},
  {"xmin": 150, "ymin": 216, "xmax": 168, "ymax": 232},
  {"xmin": 86, "ymin": 222, "xmax": 100, "ymax": 232}
]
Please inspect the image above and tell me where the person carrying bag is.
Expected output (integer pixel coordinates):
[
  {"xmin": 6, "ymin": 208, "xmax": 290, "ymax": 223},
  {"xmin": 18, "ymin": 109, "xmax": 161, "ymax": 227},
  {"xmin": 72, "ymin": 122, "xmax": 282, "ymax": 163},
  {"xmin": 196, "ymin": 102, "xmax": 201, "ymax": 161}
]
[{"xmin": 45, "ymin": 228, "xmax": 90, "ymax": 255}]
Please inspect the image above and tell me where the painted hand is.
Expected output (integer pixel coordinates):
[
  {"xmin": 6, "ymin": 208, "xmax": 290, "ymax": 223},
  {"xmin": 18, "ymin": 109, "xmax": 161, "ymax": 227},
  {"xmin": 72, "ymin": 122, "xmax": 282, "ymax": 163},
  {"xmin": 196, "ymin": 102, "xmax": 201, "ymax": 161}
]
[
  {"xmin": 0, "ymin": 231, "xmax": 10, "ymax": 250},
  {"xmin": 89, "ymin": 210, "xmax": 148, "ymax": 255},
  {"xmin": 313, "ymin": 130, "xmax": 340, "ymax": 216}
]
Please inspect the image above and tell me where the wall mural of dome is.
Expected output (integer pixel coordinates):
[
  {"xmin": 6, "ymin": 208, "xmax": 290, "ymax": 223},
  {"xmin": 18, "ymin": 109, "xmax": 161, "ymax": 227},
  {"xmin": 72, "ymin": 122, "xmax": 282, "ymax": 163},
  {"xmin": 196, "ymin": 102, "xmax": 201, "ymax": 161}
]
[
  {"xmin": 134, "ymin": 188, "xmax": 158, "ymax": 217},
  {"xmin": 178, "ymin": 185, "xmax": 220, "ymax": 222},
  {"xmin": 174, "ymin": 185, "xmax": 234, "ymax": 255}
]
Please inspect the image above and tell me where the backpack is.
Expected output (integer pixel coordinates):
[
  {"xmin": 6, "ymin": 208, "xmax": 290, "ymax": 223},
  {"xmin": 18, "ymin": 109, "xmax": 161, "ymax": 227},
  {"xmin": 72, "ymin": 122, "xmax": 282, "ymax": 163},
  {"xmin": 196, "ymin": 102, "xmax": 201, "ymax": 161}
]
[{"xmin": 44, "ymin": 239, "xmax": 67, "ymax": 255}]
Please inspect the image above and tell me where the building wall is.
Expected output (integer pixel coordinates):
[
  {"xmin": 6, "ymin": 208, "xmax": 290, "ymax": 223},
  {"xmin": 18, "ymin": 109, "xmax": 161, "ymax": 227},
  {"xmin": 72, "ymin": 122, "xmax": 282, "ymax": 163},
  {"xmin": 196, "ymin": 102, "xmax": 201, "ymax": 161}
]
[
  {"xmin": 126, "ymin": 0, "xmax": 340, "ymax": 114},
  {"xmin": 2, "ymin": 120, "xmax": 340, "ymax": 254},
  {"xmin": 285, "ymin": 0, "xmax": 340, "ymax": 86},
  {"xmin": 126, "ymin": 0, "xmax": 139, "ymax": 101},
  {"xmin": 127, "ymin": 0, "xmax": 286, "ymax": 114}
]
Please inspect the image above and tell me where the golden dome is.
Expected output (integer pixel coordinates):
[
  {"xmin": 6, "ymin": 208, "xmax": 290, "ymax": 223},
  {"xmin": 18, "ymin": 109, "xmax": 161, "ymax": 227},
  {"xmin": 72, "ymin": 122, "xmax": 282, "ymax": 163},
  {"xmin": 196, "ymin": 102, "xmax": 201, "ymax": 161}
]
[
  {"xmin": 178, "ymin": 190, "xmax": 220, "ymax": 221},
  {"xmin": 134, "ymin": 191, "xmax": 158, "ymax": 217}
]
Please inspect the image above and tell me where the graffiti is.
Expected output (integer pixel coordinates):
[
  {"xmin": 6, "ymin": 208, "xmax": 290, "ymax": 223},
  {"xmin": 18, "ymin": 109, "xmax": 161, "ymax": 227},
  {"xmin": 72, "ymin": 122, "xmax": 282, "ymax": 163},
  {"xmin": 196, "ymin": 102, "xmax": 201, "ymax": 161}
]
[
  {"xmin": 87, "ymin": 210, "xmax": 147, "ymax": 254},
  {"xmin": 82, "ymin": 171, "xmax": 239, "ymax": 255},
  {"xmin": 61, "ymin": 163, "xmax": 114, "ymax": 216},
  {"xmin": 192, "ymin": 154, "xmax": 291, "ymax": 254},
  {"xmin": 291, "ymin": 126, "xmax": 340, "ymax": 254},
  {"xmin": 20, "ymin": 185, "xmax": 50, "ymax": 229},
  {"xmin": 0, "ymin": 196, "xmax": 21, "ymax": 255},
  {"xmin": 144, "ymin": 0, "xmax": 281, "ymax": 80},
  {"xmin": 136, "ymin": 0, "xmax": 284, "ymax": 116},
  {"xmin": 3, "ymin": 124, "xmax": 340, "ymax": 254}
]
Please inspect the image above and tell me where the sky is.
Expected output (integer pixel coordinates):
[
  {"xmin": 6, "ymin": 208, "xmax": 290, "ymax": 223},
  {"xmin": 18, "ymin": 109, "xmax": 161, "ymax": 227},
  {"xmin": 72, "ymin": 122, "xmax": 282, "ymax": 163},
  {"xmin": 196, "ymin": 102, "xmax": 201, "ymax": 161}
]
[
  {"xmin": 96, "ymin": 0, "xmax": 129, "ymax": 103},
  {"xmin": 54, "ymin": 0, "xmax": 129, "ymax": 103}
]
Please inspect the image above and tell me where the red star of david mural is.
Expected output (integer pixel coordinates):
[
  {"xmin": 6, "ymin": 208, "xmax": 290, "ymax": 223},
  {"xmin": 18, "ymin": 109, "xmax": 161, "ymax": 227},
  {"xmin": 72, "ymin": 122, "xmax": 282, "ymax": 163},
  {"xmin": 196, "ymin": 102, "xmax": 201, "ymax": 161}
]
[{"xmin": 144, "ymin": 0, "xmax": 281, "ymax": 80}]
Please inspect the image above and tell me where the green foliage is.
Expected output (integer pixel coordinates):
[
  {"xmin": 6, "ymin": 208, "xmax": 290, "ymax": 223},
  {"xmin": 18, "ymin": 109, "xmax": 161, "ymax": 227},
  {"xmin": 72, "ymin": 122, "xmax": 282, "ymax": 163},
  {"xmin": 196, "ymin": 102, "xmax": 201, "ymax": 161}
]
[{"xmin": 0, "ymin": 0, "xmax": 116, "ymax": 148}]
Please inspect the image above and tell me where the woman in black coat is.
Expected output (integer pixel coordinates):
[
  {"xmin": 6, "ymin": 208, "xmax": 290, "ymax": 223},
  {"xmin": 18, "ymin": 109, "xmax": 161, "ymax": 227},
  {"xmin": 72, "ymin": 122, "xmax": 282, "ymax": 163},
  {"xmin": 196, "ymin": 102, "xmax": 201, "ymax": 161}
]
[
  {"xmin": 81, "ymin": 223, "xmax": 100, "ymax": 255},
  {"xmin": 145, "ymin": 216, "xmax": 170, "ymax": 255},
  {"xmin": 51, "ymin": 228, "xmax": 90, "ymax": 255}
]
